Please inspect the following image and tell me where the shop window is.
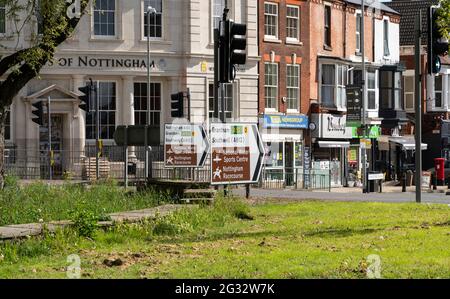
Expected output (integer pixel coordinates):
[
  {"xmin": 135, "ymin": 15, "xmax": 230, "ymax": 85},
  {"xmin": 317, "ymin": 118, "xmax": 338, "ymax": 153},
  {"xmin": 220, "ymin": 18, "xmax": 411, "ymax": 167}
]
[
  {"xmin": 286, "ymin": 5, "xmax": 300, "ymax": 41},
  {"xmin": 208, "ymin": 83, "xmax": 233, "ymax": 121},
  {"xmin": 294, "ymin": 142, "xmax": 303, "ymax": 168},
  {"xmin": 264, "ymin": 142, "xmax": 283, "ymax": 168},
  {"xmin": 404, "ymin": 76, "xmax": 414, "ymax": 111},
  {"xmin": 93, "ymin": 0, "xmax": 116, "ymax": 37},
  {"xmin": 264, "ymin": 2, "xmax": 278, "ymax": 39},
  {"xmin": 143, "ymin": 0, "xmax": 163, "ymax": 38},
  {"xmin": 286, "ymin": 64, "xmax": 300, "ymax": 111},
  {"xmin": 86, "ymin": 81, "xmax": 116, "ymax": 140},
  {"xmin": 435, "ymin": 75, "xmax": 443, "ymax": 109},
  {"xmin": 265, "ymin": 62, "xmax": 278, "ymax": 110},
  {"xmin": 134, "ymin": 82, "xmax": 161, "ymax": 127}
]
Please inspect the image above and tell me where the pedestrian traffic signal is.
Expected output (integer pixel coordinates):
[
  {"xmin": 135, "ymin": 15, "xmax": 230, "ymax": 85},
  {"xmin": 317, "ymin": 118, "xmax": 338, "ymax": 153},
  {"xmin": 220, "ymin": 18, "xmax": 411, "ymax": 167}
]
[
  {"xmin": 428, "ymin": 6, "xmax": 449, "ymax": 74},
  {"xmin": 219, "ymin": 20, "xmax": 247, "ymax": 83},
  {"xmin": 171, "ymin": 92, "xmax": 184, "ymax": 118},
  {"xmin": 78, "ymin": 83, "xmax": 92, "ymax": 112},
  {"xmin": 31, "ymin": 101, "xmax": 44, "ymax": 126}
]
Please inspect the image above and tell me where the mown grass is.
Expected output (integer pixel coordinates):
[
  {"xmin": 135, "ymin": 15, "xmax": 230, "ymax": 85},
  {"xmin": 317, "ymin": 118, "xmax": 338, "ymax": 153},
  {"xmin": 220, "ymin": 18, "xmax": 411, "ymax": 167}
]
[
  {"xmin": 0, "ymin": 195, "xmax": 449, "ymax": 279},
  {"xmin": 0, "ymin": 176, "xmax": 170, "ymax": 226}
]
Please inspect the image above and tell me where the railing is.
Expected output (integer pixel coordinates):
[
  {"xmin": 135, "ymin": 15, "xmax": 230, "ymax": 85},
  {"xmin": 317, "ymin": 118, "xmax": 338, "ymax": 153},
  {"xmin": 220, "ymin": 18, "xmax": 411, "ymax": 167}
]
[
  {"xmin": 3, "ymin": 145, "xmax": 212, "ymax": 183},
  {"xmin": 259, "ymin": 167, "xmax": 331, "ymax": 191}
]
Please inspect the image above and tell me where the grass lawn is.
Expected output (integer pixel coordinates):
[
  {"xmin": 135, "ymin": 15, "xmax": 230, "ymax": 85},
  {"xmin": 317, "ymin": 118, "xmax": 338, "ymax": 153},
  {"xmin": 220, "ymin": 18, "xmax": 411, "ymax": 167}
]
[
  {"xmin": 0, "ymin": 197, "xmax": 449, "ymax": 279},
  {"xmin": 0, "ymin": 179, "xmax": 168, "ymax": 226}
]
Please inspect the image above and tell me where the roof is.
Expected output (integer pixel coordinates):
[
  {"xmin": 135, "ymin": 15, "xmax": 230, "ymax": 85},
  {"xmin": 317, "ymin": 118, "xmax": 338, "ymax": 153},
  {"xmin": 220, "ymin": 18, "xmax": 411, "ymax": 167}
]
[
  {"xmin": 386, "ymin": 0, "xmax": 439, "ymax": 46},
  {"xmin": 345, "ymin": 0, "xmax": 400, "ymax": 15}
]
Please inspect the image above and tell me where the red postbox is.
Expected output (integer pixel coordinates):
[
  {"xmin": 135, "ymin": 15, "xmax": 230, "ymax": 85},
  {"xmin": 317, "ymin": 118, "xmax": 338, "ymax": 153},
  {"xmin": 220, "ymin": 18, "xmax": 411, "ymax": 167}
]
[{"xmin": 434, "ymin": 158, "xmax": 445, "ymax": 181}]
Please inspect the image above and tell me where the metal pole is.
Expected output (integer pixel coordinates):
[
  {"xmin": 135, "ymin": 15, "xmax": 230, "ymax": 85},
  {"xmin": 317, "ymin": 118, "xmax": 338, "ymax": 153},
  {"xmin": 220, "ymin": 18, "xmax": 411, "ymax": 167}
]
[
  {"xmin": 96, "ymin": 81, "xmax": 100, "ymax": 180},
  {"xmin": 214, "ymin": 28, "xmax": 220, "ymax": 121},
  {"xmin": 361, "ymin": 0, "xmax": 367, "ymax": 193},
  {"xmin": 414, "ymin": 13, "xmax": 422, "ymax": 203},
  {"xmin": 47, "ymin": 96, "xmax": 52, "ymax": 180},
  {"xmin": 187, "ymin": 88, "xmax": 191, "ymax": 122},
  {"xmin": 145, "ymin": 7, "xmax": 154, "ymax": 179}
]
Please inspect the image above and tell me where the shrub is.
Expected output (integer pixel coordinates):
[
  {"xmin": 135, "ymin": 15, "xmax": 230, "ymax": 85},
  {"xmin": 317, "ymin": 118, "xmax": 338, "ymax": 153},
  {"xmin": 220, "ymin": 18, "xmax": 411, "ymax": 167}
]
[{"xmin": 70, "ymin": 209, "xmax": 99, "ymax": 238}]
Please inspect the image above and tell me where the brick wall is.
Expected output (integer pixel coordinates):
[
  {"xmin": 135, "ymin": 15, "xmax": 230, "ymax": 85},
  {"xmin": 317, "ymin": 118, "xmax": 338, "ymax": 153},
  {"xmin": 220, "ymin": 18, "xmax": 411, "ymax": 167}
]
[{"xmin": 258, "ymin": 0, "xmax": 310, "ymax": 115}]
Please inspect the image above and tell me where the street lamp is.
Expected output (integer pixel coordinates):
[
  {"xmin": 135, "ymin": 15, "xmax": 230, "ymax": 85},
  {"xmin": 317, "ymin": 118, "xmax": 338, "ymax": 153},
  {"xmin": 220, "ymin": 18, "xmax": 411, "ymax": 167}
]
[{"xmin": 145, "ymin": 6, "xmax": 157, "ymax": 179}]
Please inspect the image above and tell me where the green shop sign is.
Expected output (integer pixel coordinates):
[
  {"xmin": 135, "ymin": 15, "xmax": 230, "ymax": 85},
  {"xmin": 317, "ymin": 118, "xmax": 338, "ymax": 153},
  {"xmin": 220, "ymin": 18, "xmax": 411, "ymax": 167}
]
[{"xmin": 352, "ymin": 126, "xmax": 381, "ymax": 139}]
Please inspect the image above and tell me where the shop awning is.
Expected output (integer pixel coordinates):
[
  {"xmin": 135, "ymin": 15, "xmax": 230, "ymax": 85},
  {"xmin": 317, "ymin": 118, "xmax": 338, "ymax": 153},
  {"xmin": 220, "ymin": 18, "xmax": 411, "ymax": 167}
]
[
  {"xmin": 390, "ymin": 136, "xmax": 427, "ymax": 151},
  {"xmin": 378, "ymin": 135, "xmax": 427, "ymax": 151},
  {"xmin": 318, "ymin": 141, "xmax": 350, "ymax": 148}
]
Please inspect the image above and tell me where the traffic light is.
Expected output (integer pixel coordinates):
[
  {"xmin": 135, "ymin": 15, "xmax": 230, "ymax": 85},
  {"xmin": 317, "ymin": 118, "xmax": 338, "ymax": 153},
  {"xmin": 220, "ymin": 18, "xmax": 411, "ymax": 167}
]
[
  {"xmin": 31, "ymin": 101, "xmax": 44, "ymax": 126},
  {"xmin": 171, "ymin": 92, "xmax": 184, "ymax": 118},
  {"xmin": 78, "ymin": 83, "xmax": 92, "ymax": 112},
  {"xmin": 219, "ymin": 20, "xmax": 247, "ymax": 83},
  {"xmin": 428, "ymin": 6, "xmax": 449, "ymax": 74}
]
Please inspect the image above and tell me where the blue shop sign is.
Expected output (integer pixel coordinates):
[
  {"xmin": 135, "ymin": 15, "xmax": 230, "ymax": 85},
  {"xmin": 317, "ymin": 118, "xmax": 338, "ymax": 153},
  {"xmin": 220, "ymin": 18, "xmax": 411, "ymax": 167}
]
[{"xmin": 262, "ymin": 115, "xmax": 309, "ymax": 129}]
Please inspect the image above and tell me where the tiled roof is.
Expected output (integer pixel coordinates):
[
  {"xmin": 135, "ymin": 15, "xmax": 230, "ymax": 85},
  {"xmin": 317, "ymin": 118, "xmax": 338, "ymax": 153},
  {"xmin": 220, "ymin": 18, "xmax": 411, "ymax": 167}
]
[
  {"xmin": 386, "ymin": 0, "xmax": 439, "ymax": 46},
  {"xmin": 345, "ymin": 0, "xmax": 400, "ymax": 15}
]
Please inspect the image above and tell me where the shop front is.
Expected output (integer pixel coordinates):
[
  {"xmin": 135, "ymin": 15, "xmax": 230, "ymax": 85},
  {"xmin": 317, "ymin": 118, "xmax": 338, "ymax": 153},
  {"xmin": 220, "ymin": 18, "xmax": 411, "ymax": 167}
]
[
  {"xmin": 310, "ymin": 113, "xmax": 352, "ymax": 187},
  {"xmin": 260, "ymin": 114, "xmax": 308, "ymax": 188}
]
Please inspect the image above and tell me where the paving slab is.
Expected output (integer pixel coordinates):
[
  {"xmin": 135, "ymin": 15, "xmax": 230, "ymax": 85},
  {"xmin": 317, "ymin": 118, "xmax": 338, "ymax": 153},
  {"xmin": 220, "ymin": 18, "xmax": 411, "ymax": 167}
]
[{"xmin": 0, "ymin": 204, "xmax": 190, "ymax": 240}]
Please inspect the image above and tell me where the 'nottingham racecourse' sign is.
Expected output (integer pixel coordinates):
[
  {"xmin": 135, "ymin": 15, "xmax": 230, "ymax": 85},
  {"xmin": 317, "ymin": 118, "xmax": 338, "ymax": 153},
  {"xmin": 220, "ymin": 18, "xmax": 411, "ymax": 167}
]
[{"xmin": 47, "ymin": 56, "xmax": 148, "ymax": 69}]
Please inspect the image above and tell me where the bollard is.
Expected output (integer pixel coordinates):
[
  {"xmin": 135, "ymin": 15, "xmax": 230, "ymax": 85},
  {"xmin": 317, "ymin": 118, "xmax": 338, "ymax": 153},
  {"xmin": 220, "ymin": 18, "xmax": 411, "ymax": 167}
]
[
  {"xmin": 433, "ymin": 174, "xmax": 437, "ymax": 190},
  {"xmin": 447, "ymin": 175, "xmax": 450, "ymax": 190},
  {"xmin": 402, "ymin": 172, "xmax": 406, "ymax": 192}
]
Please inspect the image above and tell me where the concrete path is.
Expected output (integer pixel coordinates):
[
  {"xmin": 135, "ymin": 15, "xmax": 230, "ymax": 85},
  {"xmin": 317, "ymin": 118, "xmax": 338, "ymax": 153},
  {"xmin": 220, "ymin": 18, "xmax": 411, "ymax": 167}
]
[
  {"xmin": 0, "ymin": 204, "xmax": 188, "ymax": 241},
  {"xmin": 233, "ymin": 187, "xmax": 450, "ymax": 204}
]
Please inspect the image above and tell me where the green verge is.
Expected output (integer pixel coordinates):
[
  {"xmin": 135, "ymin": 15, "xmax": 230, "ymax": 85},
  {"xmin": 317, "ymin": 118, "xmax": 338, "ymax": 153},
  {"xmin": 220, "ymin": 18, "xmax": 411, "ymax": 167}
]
[
  {"xmin": 0, "ymin": 177, "xmax": 170, "ymax": 226},
  {"xmin": 0, "ymin": 195, "xmax": 449, "ymax": 279}
]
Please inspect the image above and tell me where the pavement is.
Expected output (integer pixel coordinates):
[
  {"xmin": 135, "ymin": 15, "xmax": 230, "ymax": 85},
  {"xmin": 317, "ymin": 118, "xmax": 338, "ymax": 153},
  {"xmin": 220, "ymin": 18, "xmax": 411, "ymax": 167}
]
[
  {"xmin": 0, "ymin": 204, "xmax": 189, "ymax": 241},
  {"xmin": 232, "ymin": 186, "xmax": 450, "ymax": 204}
]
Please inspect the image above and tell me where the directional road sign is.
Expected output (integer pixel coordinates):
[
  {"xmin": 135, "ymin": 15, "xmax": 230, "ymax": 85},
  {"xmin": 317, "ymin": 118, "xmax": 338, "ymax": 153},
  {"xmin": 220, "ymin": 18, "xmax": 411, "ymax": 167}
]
[
  {"xmin": 210, "ymin": 123, "xmax": 264, "ymax": 185},
  {"xmin": 164, "ymin": 124, "xmax": 209, "ymax": 167}
]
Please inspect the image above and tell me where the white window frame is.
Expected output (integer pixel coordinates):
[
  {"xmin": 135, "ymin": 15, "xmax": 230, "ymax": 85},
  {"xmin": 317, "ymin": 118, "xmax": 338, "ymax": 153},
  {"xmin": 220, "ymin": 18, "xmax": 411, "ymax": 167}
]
[
  {"xmin": 265, "ymin": 62, "xmax": 279, "ymax": 112},
  {"xmin": 133, "ymin": 81, "xmax": 162, "ymax": 127},
  {"xmin": 356, "ymin": 13, "xmax": 362, "ymax": 54},
  {"xmin": 141, "ymin": 0, "xmax": 164, "ymax": 41},
  {"xmin": 403, "ymin": 75, "xmax": 415, "ymax": 112},
  {"xmin": 366, "ymin": 69, "xmax": 378, "ymax": 111},
  {"xmin": 319, "ymin": 62, "xmax": 348, "ymax": 111},
  {"xmin": 91, "ymin": 0, "xmax": 117, "ymax": 39},
  {"xmin": 210, "ymin": 0, "xmax": 233, "ymax": 45},
  {"xmin": 86, "ymin": 80, "xmax": 118, "ymax": 141},
  {"xmin": 286, "ymin": 5, "xmax": 300, "ymax": 42},
  {"xmin": 264, "ymin": 2, "xmax": 278, "ymax": 40},
  {"xmin": 434, "ymin": 74, "xmax": 443, "ymax": 109},
  {"xmin": 286, "ymin": 64, "xmax": 300, "ymax": 113}
]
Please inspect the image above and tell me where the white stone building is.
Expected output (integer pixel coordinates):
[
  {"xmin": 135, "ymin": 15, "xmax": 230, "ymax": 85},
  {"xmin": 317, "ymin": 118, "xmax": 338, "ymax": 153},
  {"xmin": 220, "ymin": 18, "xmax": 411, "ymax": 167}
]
[{"xmin": 0, "ymin": 0, "xmax": 259, "ymax": 178}]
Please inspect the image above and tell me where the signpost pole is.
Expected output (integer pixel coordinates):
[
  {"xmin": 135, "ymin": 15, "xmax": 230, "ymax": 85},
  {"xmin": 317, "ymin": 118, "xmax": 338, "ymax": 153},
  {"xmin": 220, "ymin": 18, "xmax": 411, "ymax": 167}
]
[
  {"xmin": 414, "ymin": 13, "xmax": 422, "ymax": 203},
  {"xmin": 124, "ymin": 126, "xmax": 128, "ymax": 189},
  {"xmin": 47, "ymin": 96, "xmax": 52, "ymax": 181},
  {"xmin": 361, "ymin": 0, "xmax": 367, "ymax": 194}
]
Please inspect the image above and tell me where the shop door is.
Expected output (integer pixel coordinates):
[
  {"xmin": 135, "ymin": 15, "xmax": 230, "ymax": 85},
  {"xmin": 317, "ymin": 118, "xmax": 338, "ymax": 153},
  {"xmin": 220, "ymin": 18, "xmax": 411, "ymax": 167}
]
[
  {"xmin": 40, "ymin": 115, "xmax": 64, "ymax": 179},
  {"xmin": 285, "ymin": 142, "xmax": 294, "ymax": 186}
]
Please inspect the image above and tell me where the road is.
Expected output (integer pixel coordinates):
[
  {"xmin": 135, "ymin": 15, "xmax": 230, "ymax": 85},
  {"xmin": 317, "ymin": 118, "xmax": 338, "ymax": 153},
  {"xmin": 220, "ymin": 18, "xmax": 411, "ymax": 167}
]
[{"xmin": 232, "ymin": 188, "xmax": 450, "ymax": 204}]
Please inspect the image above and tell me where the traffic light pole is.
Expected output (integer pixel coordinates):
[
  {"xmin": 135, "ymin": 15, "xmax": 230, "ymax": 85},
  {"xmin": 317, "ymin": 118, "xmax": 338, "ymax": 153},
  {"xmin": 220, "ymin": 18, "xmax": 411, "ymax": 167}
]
[
  {"xmin": 361, "ymin": 0, "xmax": 368, "ymax": 193},
  {"xmin": 415, "ymin": 13, "xmax": 422, "ymax": 203},
  {"xmin": 214, "ymin": 28, "xmax": 220, "ymax": 121},
  {"xmin": 96, "ymin": 80, "xmax": 100, "ymax": 180}
]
